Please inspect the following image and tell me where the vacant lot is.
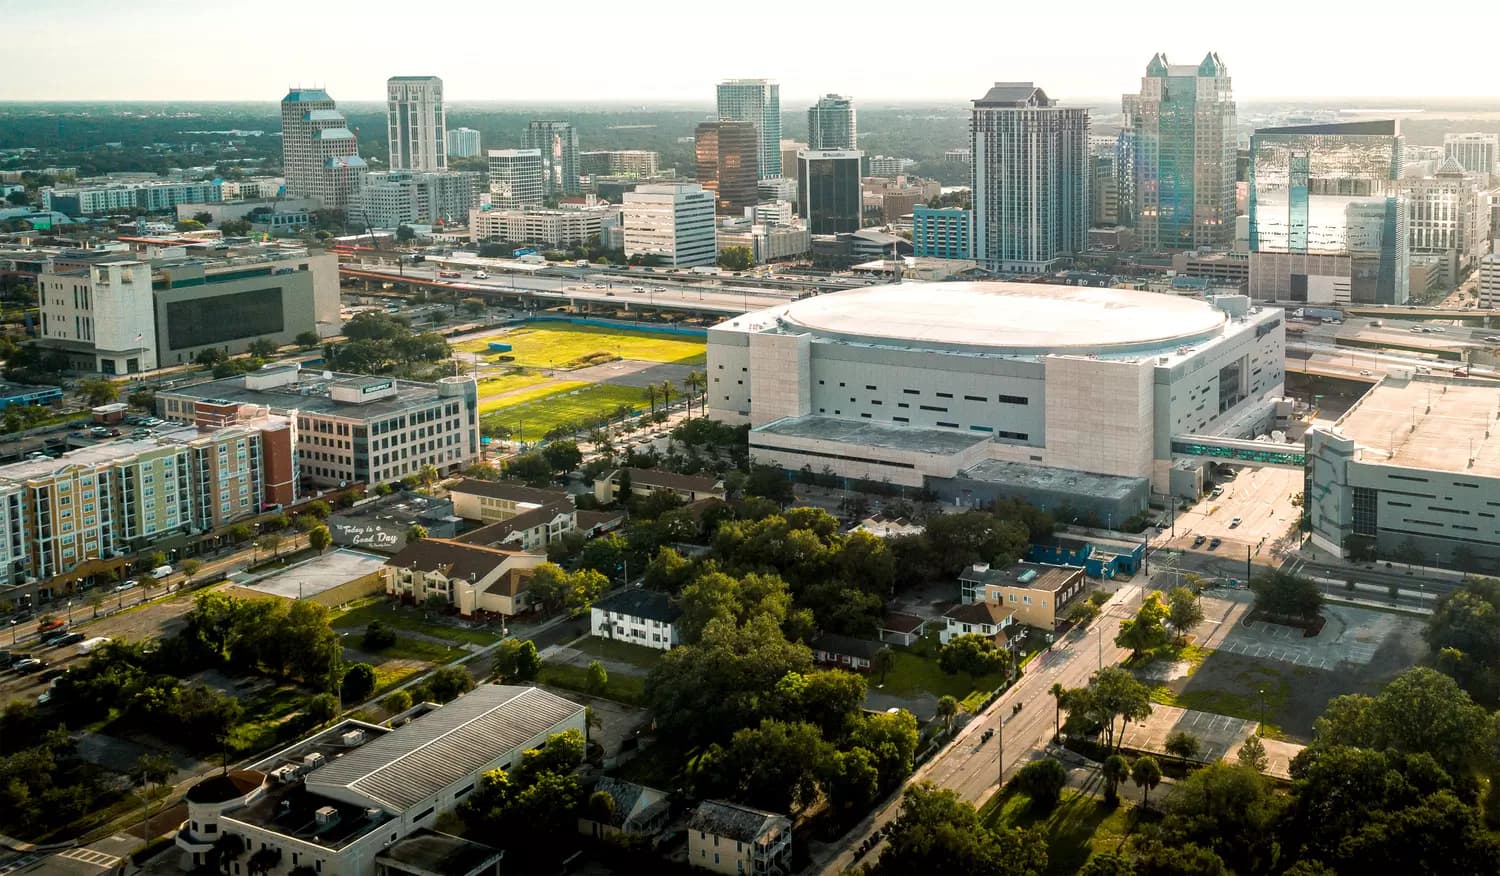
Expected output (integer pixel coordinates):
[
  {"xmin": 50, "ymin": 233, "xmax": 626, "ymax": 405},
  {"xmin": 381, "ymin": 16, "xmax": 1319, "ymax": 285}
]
[
  {"xmin": 480, "ymin": 382, "xmax": 652, "ymax": 438},
  {"xmin": 478, "ymin": 379, "xmax": 585, "ymax": 414},
  {"xmin": 454, "ymin": 324, "xmax": 706, "ymax": 368}
]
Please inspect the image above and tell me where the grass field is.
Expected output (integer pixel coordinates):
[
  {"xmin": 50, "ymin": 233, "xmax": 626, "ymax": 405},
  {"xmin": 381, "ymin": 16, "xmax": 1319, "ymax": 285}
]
[
  {"xmin": 481, "ymin": 382, "xmax": 650, "ymax": 438},
  {"xmin": 981, "ymin": 790, "xmax": 1146, "ymax": 875},
  {"xmin": 330, "ymin": 600, "xmax": 503, "ymax": 646},
  {"xmin": 475, "ymin": 370, "xmax": 549, "ymax": 397},
  {"xmin": 478, "ymin": 380, "xmax": 586, "ymax": 414},
  {"xmin": 570, "ymin": 636, "xmax": 667, "ymax": 670},
  {"xmin": 453, "ymin": 324, "xmax": 706, "ymax": 368},
  {"xmin": 878, "ymin": 633, "xmax": 1009, "ymax": 701},
  {"xmin": 537, "ymin": 661, "xmax": 646, "ymax": 705}
]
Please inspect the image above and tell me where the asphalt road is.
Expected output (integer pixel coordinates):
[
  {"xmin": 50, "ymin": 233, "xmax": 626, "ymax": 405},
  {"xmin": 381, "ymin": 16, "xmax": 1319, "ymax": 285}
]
[{"xmin": 815, "ymin": 582, "xmax": 1145, "ymax": 875}]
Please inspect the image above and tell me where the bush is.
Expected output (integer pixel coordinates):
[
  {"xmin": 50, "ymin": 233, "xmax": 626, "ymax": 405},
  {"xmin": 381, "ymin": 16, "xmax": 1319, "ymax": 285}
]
[
  {"xmin": 1012, "ymin": 758, "xmax": 1067, "ymax": 810},
  {"xmin": 341, "ymin": 663, "xmax": 376, "ymax": 701},
  {"xmin": 363, "ymin": 621, "xmax": 397, "ymax": 651}
]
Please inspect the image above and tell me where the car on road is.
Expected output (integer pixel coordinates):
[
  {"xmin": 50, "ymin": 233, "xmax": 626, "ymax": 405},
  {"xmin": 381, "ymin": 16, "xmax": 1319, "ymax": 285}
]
[
  {"xmin": 1193, "ymin": 534, "xmax": 1207, "ymax": 547},
  {"xmin": 1209, "ymin": 486, "xmax": 1223, "ymax": 498},
  {"xmin": 474, "ymin": 271, "xmax": 489, "ymax": 279},
  {"xmin": 1359, "ymin": 369, "xmax": 1373, "ymax": 376},
  {"xmin": 54, "ymin": 633, "xmax": 85, "ymax": 648},
  {"xmin": 12, "ymin": 658, "xmax": 44, "ymax": 674},
  {"xmin": 438, "ymin": 270, "xmax": 461, "ymax": 279},
  {"xmin": 1230, "ymin": 517, "xmax": 1243, "ymax": 527}
]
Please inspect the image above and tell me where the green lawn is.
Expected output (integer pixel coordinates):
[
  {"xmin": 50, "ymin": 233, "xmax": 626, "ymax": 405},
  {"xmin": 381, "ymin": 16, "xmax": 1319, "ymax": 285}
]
[
  {"xmin": 330, "ymin": 601, "xmax": 503, "ymax": 646},
  {"xmin": 538, "ymin": 661, "xmax": 646, "ymax": 705},
  {"xmin": 570, "ymin": 636, "xmax": 666, "ymax": 670},
  {"xmin": 876, "ymin": 633, "xmax": 1009, "ymax": 702},
  {"xmin": 478, "ymin": 380, "xmax": 587, "ymax": 414},
  {"xmin": 475, "ymin": 371, "xmax": 551, "ymax": 405},
  {"xmin": 371, "ymin": 635, "xmax": 468, "ymax": 664},
  {"xmin": 481, "ymin": 382, "xmax": 652, "ymax": 439},
  {"xmin": 982, "ymin": 789, "xmax": 1145, "ymax": 875},
  {"xmin": 453, "ymin": 324, "xmax": 706, "ymax": 367},
  {"xmin": 372, "ymin": 663, "xmax": 424, "ymax": 695}
]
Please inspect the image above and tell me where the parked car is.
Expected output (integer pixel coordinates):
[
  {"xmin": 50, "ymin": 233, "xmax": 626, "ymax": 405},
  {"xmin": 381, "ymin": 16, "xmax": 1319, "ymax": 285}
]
[
  {"xmin": 1193, "ymin": 535, "xmax": 1207, "ymax": 547},
  {"xmin": 1208, "ymin": 537, "xmax": 1222, "ymax": 550},
  {"xmin": 12, "ymin": 658, "xmax": 44, "ymax": 674},
  {"xmin": 1230, "ymin": 517, "xmax": 1243, "ymax": 528}
]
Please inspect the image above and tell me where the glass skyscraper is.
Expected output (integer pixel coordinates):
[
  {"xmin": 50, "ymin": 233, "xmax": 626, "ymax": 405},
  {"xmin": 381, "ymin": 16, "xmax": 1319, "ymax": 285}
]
[
  {"xmin": 797, "ymin": 150, "xmax": 862, "ymax": 234},
  {"xmin": 696, "ymin": 120, "xmax": 759, "ymax": 216},
  {"xmin": 1122, "ymin": 53, "xmax": 1236, "ymax": 252},
  {"xmin": 521, "ymin": 120, "xmax": 580, "ymax": 197},
  {"xmin": 716, "ymin": 79, "xmax": 781, "ymax": 180},
  {"xmin": 808, "ymin": 95, "xmax": 857, "ymax": 150},
  {"xmin": 1249, "ymin": 120, "xmax": 1407, "ymax": 305}
]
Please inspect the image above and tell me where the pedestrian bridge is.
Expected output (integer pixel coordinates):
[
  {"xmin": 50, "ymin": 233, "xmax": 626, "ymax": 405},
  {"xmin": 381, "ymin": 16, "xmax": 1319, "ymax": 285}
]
[{"xmin": 1171, "ymin": 435, "xmax": 1306, "ymax": 468}]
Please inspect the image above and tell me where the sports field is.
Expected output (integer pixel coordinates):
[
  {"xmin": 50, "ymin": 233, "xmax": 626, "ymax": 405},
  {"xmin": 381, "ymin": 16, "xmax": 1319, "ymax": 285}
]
[
  {"xmin": 453, "ymin": 323, "xmax": 706, "ymax": 368},
  {"xmin": 475, "ymin": 371, "xmax": 548, "ymax": 397},
  {"xmin": 477, "ymin": 380, "xmax": 586, "ymax": 414},
  {"xmin": 480, "ymin": 382, "xmax": 651, "ymax": 439}
]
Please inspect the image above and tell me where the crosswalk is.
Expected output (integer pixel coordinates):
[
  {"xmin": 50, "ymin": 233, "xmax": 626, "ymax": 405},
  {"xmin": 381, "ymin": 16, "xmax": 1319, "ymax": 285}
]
[{"xmin": 56, "ymin": 848, "xmax": 122, "ymax": 870}]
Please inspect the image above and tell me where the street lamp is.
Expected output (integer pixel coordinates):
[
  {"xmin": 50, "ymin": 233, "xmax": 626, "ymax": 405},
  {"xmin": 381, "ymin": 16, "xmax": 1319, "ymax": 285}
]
[{"xmin": 1258, "ymin": 688, "xmax": 1266, "ymax": 736}]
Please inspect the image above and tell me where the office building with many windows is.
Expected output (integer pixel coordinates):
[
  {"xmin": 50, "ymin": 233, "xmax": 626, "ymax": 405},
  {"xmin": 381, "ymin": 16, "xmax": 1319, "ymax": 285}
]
[
  {"xmin": 797, "ymin": 150, "xmax": 862, "ymax": 234},
  {"xmin": 357, "ymin": 171, "xmax": 483, "ymax": 229},
  {"xmin": 1405, "ymin": 158, "xmax": 1492, "ymax": 287},
  {"xmin": 621, "ymin": 184, "xmax": 716, "ymax": 267},
  {"xmin": 695, "ymin": 121, "xmax": 759, "ymax": 216},
  {"xmin": 913, "ymin": 206, "xmax": 972, "ymax": 259},
  {"xmin": 42, "ymin": 180, "xmax": 223, "ymax": 217},
  {"xmin": 446, "ymin": 127, "xmax": 481, "ymax": 159},
  {"xmin": 808, "ymin": 94, "xmax": 857, "ymax": 150},
  {"xmin": 486, "ymin": 149, "xmax": 545, "ymax": 209},
  {"xmin": 522, "ymin": 120, "xmax": 580, "ymax": 197},
  {"xmin": 1249, "ymin": 120, "xmax": 1407, "ymax": 304},
  {"xmin": 970, "ymin": 83, "xmax": 1089, "ymax": 273},
  {"xmin": 158, "ymin": 366, "xmax": 479, "ymax": 488},
  {"xmin": 280, "ymin": 88, "xmax": 367, "ymax": 210},
  {"xmin": 716, "ymin": 79, "xmax": 782, "ymax": 180},
  {"xmin": 1122, "ymin": 53, "xmax": 1236, "ymax": 251},
  {"xmin": 579, "ymin": 150, "xmax": 660, "ymax": 177},
  {"xmin": 386, "ymin": 76, "xmax": 446, "ymax": 172},
  {"xmin": 468, "ymin": 204, "xmax": 621, "ymax": 247},
  {"xmin": 1444, "ymin": 132, "xmax": 1499, "ymax": 182}
]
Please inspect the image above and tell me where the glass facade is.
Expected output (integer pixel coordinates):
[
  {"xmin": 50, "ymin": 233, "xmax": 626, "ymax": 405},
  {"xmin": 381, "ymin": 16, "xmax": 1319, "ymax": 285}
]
[
  {"xmin": 808, "ymin": 95, "xmax": 857, "ymax": 150},
  {"xmin": 716, "ymin": 80, "xmax": 782, "ymax": 180},
  {"xmin": 798, "ymin": 151, "xmax": 862, "ymax": 235},
  {"xmin": 166, "ymin": 287, "xmax": 284, "ymax": 349},
  {"xmin": 913, "ymin": 207, "xmax": 972, "ymax": 259},
  {"xmin": 1249, "ymin": 121, "xmax": 1407, "ymax": 304},
  {"xmin": 696, "ymin": 121, "xmax": 759, "ymax": 216}
]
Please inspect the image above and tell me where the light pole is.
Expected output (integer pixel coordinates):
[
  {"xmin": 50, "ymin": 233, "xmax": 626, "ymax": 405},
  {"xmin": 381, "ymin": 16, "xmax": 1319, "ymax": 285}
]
[
  {"xmin": 1258, "ymin": 688, "xmax": 1266, "ymax": 736},
  {"xmin": 997, "ymin": 713, "xmax": 1005, "ymax": 787}
]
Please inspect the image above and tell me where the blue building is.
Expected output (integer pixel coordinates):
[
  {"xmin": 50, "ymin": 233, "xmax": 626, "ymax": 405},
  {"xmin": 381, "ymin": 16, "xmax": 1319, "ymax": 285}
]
[
  {"xmin": 913, "ymin": 206, "xmax": 971, "ymax": 259},
  {"xmin": 0, "ymin": 382, "xmax": 62, "ymax": 409}
]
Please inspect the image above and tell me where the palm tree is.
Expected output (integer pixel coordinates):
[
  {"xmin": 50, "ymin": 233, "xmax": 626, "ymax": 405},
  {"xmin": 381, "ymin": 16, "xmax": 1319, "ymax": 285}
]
[
  {"xmin": 935, "ymin": 695, "xmax": 959, "ymax": 734},
  {"xmin": 1049, "ymin": 682, "xmax": 1065, "ymax": 744},
  {"xmin": 417, "ymin": 463, "xmax": 440, "ymax": 488},
  {"xmin": 660, "ymin": 380, "xmax": 675, "ymax": 412},
  {"xmin": 1101, "ymin": 754, "xmax": 1129, "ymax": 804},
  {"xmin": 645, "ymin": 384, "xmax": 659, "ymax": 416},
  {"xmin": 684, "ymin": 370, "xmax": 706, "ymax": 417},
  {"xmin": 1131, "ymin": 756, "xmax": 1162, "ymax": 809}
]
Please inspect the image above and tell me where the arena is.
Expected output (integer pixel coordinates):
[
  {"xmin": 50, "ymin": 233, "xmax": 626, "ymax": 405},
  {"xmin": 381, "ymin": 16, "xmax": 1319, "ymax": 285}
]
[{"xmin": 706, "ymin": 281, "xmax": 1287, "ymax": 517}]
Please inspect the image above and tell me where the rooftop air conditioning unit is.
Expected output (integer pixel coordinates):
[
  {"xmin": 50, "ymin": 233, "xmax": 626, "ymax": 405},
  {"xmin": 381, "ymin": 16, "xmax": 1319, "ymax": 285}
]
[
  {"xmin": 340, "ymin": 729, "xmax": 366, "ymax": 746},
  {"xmin": 302, "ymin": 752, "xmax": 326, "ymax": 770},
  {"xmin": 314, "ymin": 806, "xmax": 339, "ymax": 828}
]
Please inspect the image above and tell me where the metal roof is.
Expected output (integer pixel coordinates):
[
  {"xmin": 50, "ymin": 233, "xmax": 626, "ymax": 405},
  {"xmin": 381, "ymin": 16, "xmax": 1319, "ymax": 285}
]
[{"xmin": 306, "ymin": 685, "xmax": 583, "ymax": 811}]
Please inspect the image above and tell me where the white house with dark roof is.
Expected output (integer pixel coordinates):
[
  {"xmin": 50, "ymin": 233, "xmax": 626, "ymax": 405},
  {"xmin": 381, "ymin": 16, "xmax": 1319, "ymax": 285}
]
[
  {"xmin": 687, "ymin": 800, "xmax": 792, "ymax": 876},
  {"xmin": 940, "ymin": 599, "xmax": 1016, "ymax": 646},
  {"xmin": 590, "ymin": 589, "xmax": 683, "ymax": 651},
  {"xmin": 594, "ymin": 467, "xmax": 726, "ymax": 504},
  {"xmin": 577, "ymin": 777, "xmax": 672, "ymax": 840},
  {"xmin": 174, "ymin": 685, "xmax": 584, "ymax": 876}
]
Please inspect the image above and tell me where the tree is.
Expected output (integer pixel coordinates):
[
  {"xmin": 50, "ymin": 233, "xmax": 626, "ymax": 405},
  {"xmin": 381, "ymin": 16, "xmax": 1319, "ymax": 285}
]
[
  {"xmin": 295, "ymin": 330, "xmax": 321, "ymax": 350},
  {"xmin": 718, "ymin": 245, "xmax": 753, "ymax": 272},
  {"xmin": 307, "ymin": 692, "xmax": 339, "ymax": 725},
  {"xmin": 1426, "ymin": 578, "xmax": 1500, "ymax": 703},
  {"xmin": 363, "ymin": 621, "xmax": 397, "ymax": 650},
  {"xmin": 936, "ymin": 695, "xmax": 960, "ymax": 733},
  {"xmin": 424, "ymin": 665, "xmax": 475, "ymax": 703},
  {"xmin": 505, "ymin": 452, "xmax": 554, "ymax": 487},
  {"xmin": 824, "ymin": 747, "xmax": 881, "ymax": 812},
  {"xmin": 1312, "ymin": 667, "xmax": 1490, "ymax": 776},
  {"xmin": 1162, "ymin": 761, "xmax": 1279, "ymax": 874},
  {"xmin": 309, "ymin": 525, "xmax": 332, "ymax": 553},
  {"xmin": 382, "ymin": 690, "xmax": 413, "ymax": 714},
  {"xmin": 1101, "ymin": 754, "xmax": 1130, "ymax": 805},
  {"xmin": 131, "ymin": 753, "xmax": 174, "ymax": 842},
  {"xmin": 585, "ymin": 660, "xmax": 608, "ymax": 695},
  {"xmin": 127, "ymin": 388, "xmax": 155, "ymax": 410},
  {"xmin": 939, "ymin": 633, "xmax": 1011, "ymax": 677},
  {"xmin": 193, "ymin": 211, "xmax": 214, "ymax": 225},
  {"xmin": 1237, "ymin": 733, "xmax": 1269, "ymax": 772},
  {"xmin": 696, "ymin": 719, "xmax": 832, "ymax": 813},
  {"xmin": 541, "ymin": 440, "xmax": 582, "ymax": 474},
  {"xmin": 416, "ymin": 464, "xmax": 440, "ymax": 488},
  {"xmin": 405, "ymin": 524, "xmax": 428, "ymax": 543},
  {"xmin": 1115, "ymin": 592, "xmax": 1171, "ymax": 657},
  {"xmin": 877, "ymin": 782, "xmax": 1048, "ymax": 876},
  {"xmin": 1132, "ymin": 756, "xmax": 1162, "ymax": 808},
  {"xmin": 179, "ymin": 558, "xmax": 203, "ymax": 584},
  {"xmin": 1012, "ymin": 758, "xmax": 1067, "ymax": 811},
  {"xmin": 396, "ymin": 224, "xmax": 416, "ymax": 242},
  {"xmin": 176, "ymin": 218, "xmax": 205, "ymax": 231},
  {"xmin": 254, "ymin": 532, "xmax": 283, "ymax": 561},
  {"xmin": 1166, "ymin": 586, "xmax": 1204, "ymax": 643},
  {"xmin": 341, "ymin": 663, "xmax": 376, "ymax": 702},
  {"xmin": 81, "ymin": 378, "xmax": 118, "ymax": 405},
  {"xmin": 1164, "ymin": 730, "xmax": 1201, "ymax": 764},
  {"xmin": 491, "ymin": 638, "xmax": 542, "ymax": 682},
  {"xmin": 1071, "ymin": 667, "xmax": 1154, "ymax": 751},
  {"xmin": 247, "ymin": 337, "xmax": 278, "ymax": 358},
  {"xmin": 1249, "ymin": 570, "xmax": 1323, "ymax": 623}
]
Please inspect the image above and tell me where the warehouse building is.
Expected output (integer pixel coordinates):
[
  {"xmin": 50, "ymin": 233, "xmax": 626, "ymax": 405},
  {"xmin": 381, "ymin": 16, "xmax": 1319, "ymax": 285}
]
[{"xmin": 707, "ymin": 281, "xmax": 1285, "ymax": 517}]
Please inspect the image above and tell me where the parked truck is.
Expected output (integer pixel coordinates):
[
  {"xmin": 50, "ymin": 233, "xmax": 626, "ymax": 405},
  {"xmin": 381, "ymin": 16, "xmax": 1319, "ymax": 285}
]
[{"xmin": 76, "ymin": 637, "xmax": 112, "ymax": 656}]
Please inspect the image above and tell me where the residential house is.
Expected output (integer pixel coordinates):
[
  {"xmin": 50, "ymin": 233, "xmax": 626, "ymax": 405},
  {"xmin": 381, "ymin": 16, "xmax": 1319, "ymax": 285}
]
[
  {"xmin": 959, "ymin": 561, "xmax": 1085, "ymax": 630},
  {"xmin": 940, "ymin": 600, "xmax": 1015, "ymax": 646},
  {"xmin": 686, "ymin": 800, "xmax": 793, "ymax": 876},
  {"xmin": 577, "ymin": 508, "xmax": 627, "ymax": 537},
  {"xmin": 577, "ymin": 777, "xmax": 672, "ymax": 840},
  {"xmin": 811, "ymin": 633, "xmax": 884, "ymax": 671},
  {"xmin": 879, "ymin": 612, "xmax": 925, "ymax": 647},
  {"xmin": 594, "ymin": 468, "xmax": 725, "ymax": 505},
  {"xmin": 453, "ymin": 499, "xmax": 576, "ymax": 553},
  {"xmin": 852, "ymin": 514, "xmax": 925, "ymax": 539},
  {"xmin": 447, "ymin": 478, "xmax": 571, "ymax": 524},
  {"xmin": 590, "ymin": 589, "xmax": 683, "ymax": 651},
  {"xmin": 381, "ymin": 539, "xmax": 546, "ymax": 616}
]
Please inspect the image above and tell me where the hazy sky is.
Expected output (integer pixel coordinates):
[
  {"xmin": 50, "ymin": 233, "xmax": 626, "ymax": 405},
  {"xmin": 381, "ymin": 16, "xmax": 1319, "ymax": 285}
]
[{"xmin": 5, "ymin": 0, "xmax": 1497, "ymax": 104}]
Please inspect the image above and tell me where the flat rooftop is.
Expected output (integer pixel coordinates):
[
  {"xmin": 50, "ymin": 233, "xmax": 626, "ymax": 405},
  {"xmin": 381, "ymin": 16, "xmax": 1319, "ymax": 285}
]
[
  {"xmin": 234, "ymin": 548, "xmax": 388, "ymax": 600},
  {"xmin": 0, "ymin": 421, "xmax": 252, "ymax": 482},
  {"xmin": 753, "ymin": 415, "xmax": 989, "ymax": 456},
  {"xmin": 162, "ymin": 370, "xmax": 471, "ymax": 420},
  {"xmin": 1334, "ymin": 376, "xmax": 1500, "ymax": 476},
  {"xmin": 957, "ymin": 458, "xmax": 1146, "ymax": 501}
]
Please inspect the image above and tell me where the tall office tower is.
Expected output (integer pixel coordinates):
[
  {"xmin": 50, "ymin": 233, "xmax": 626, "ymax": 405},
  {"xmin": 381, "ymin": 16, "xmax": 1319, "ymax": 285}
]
[
  {"xmin": 486, "ymin": 149, "xmax": 545, "ymax": 209},
  {"xmin": 1405, "ymin": 158, "xmax": 1492, "ymax": 287},
  {"xmin": 717, "ymin": 79, "xmax": 781, "ymax": 179},
  {"xmin": 1122, "ymin": 52, "xmax": 1236, "ymax": 252},
  {"xmin": 808, "ymin": 94, "xmax": 857, "ymax": 150},
  {"xmin": 1480, "ymin": 251, "xmax": 1500, "ymax": 308},
  {"xmin": 386, "ymin": 76, "xmax": 446, "ymax": 172},
  {"xmin": 1249, "ymin": 120, "xmax": 1407, "ymax": 305},
  {"xmin": 447, "ymin": 127, "xmax": 482, "ymax": 159},
  {"xmin": 1444, "ymin": 132, "xmax": 1500, "ymax": 181},
  {"xmin": 1089, "ymin": 135, "xmax": 1121, "ymax": 226},
  {"xmin": 280, "ymin": 88, "xmax": 367, "ymax": 209},
  {"xmin": 695, "ymin": 120, "xmax": 759, "ymax": 215},
  {"xmin": 522, "ymin": 120, "xmax": 580, "ymax": 197},
  {"xmin": 969, "ymin": 82, "xmax": 1089, "ymax": 273},
  {"xmin": 622, "ymin": 184, "xmax": 717, "ymax": 267},
  {"xmin": 797, "ymin": 150, "xmax": 862, "ymax": 234}
]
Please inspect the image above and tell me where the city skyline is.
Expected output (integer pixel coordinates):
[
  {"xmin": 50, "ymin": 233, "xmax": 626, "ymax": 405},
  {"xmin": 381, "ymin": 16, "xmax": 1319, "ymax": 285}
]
[{"xmin": 7, "ymin": 0, "xmax": 1500, "ymax": 102}]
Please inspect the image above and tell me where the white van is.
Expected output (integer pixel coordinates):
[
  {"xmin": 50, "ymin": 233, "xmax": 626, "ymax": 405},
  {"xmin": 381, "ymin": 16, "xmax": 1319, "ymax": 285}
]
[{"xmin": 150, "ymin": 564, "xmax": 172, "ymax": 578}]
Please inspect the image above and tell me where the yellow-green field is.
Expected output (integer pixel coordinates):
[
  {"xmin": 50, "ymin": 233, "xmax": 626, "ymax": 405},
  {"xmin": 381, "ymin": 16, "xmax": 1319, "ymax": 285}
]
[
  {"xmin": 478, "ymin": 380, "xmax": 586, "ymax": 414},
  {"xmin": 454, "ymin": 324, "xmax": 706, "ymax": 368},
  {"xmin": 475, "ymin": 371, "xmax": 549, "ymax": 397},
  {"xmin": 481, "ymin": 383, "xmax": 652, "ymax": 438}
]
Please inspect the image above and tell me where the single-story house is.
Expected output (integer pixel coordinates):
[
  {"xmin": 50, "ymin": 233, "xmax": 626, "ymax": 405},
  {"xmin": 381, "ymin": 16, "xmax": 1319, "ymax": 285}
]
[
  {"xmin": 590, "ymin": 589, "xmax": 683, "ymax": 651},
  {"xmin": 959, "ymin": 561, "xmax": 1085, "ymax": 630},
  {"xmin": 811, "ymin": 633, "xmax": 884, "ymax": 671},
  {"xmin": 687, "ymin": 800, "xmax": 792, "ymax": 876},
  {"xmin": 382, "ymin": 539, "xmax": 546, "ymax": 616},
  {"xmin": 594, "ymin": 468, "xmax": 726, "ymax": 505},
  {"xmin": 879, "ymin": 612, "xmax": 926, "ymax": 647},
  {"xmin": 940, "ymin": 600, "xmax": 1016, "ymax": 646},
  {"xmin": 578, "ymin": 777, "xmax": 672, "ymax": 840}
]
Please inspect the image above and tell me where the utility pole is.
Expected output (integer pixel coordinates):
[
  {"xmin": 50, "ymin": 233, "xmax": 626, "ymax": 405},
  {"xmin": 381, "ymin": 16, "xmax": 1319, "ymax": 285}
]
[{"xmin": 1246, "ymin": 545, "xmax": 1253, "ymax": 585}]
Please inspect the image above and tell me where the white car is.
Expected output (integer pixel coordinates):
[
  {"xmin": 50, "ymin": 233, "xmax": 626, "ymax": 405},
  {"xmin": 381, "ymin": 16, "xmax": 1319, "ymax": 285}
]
[{"xmin": 474, "ymin": 271, "xmax": 489, "ymax": 279}]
